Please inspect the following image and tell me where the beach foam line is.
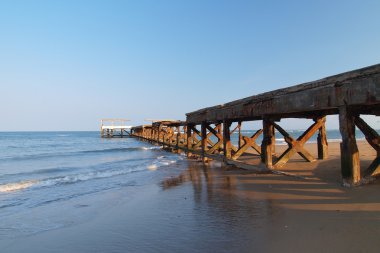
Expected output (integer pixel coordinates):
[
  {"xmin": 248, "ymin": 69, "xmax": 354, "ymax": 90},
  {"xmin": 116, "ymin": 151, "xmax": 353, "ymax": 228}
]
[
  {"xmin": 37, "ymin": 167, "xmax": 148, "ymax": 187},
  {"xmin": 142, "ymin": 146, "xmax": 162, "ymax": 150},
  {"xmin": 0, "ymin": 180, "xmax": 38, "ymax": 193},
  {"xmin": 147, "ymin": 164, "xmax": 158, "ymax": 171},
  {"xmin": 0, "ymin": 165, "xmax": 150, "ymax": 193},
  {"xmin": 147, "ymin": 155, "xmax": 182, "ymax": 171}
]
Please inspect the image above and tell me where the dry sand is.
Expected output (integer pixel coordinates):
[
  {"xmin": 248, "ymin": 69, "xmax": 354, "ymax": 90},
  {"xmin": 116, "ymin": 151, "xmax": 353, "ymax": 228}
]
[{"xmin": 1, "ymin": 141, "xmax": 379, "ymax": 252}]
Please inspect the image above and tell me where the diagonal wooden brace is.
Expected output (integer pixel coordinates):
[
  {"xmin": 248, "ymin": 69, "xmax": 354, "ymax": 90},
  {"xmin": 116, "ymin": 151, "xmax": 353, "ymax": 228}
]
[
  {"xmin": 354, "ymin": 115, "xmax": 380, "ymax": 177},
  {"xmin": 366, "ymin": 157, "xmax": 380, "ymax": 177},
  {"xmin": 232, "ymin": 129, "xmax": 263, "ymax": 160},
  {"xmin": 205, "ymin": 124, "xmax": 223, "ymax": 154},
  {"xmin": 192, "ymin": 125, "xmax": 215, "ymax": 149},
  {"xmin": 191, "ymin": 126, "xmax": 201, "ymax": 147},
  {"xmin": 273, "ymin": 119, "xmax": 324, "ymax": 168},
  {"xmin": 354, "ymin": 116, "xmax": 380, "ymax": 154}
]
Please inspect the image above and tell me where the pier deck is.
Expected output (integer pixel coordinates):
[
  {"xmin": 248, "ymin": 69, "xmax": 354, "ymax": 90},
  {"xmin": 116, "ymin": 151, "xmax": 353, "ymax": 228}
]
[{"xmin": 131, "ymin": 64, "xmax": 380, "ymax": 186}]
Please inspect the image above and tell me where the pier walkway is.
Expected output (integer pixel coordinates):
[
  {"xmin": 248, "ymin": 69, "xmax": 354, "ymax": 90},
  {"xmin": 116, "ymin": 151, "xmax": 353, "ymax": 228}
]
[{"xmin": 130, "ymin": 64, "xmax": 380, "ymax": 186}]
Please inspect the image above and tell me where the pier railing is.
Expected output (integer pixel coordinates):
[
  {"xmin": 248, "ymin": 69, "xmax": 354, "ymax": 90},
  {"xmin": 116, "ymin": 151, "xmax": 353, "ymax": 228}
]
[{"xmin": 130, "ymin": 64, "xmax": 380, "ymax": 186}]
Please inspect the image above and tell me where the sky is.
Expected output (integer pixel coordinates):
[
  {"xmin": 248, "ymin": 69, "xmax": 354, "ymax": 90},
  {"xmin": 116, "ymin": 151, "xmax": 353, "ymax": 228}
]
[{"xmin": 0, "ymin": 0, "xmax": 379, "ymax": 131}]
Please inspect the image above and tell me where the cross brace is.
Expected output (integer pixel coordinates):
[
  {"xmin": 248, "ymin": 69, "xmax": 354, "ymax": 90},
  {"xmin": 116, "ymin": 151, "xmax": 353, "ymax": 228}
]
[
  {"xmin": 232, "ymin": 129, "xmax": 262, "ymax": 160},
  {"xmin": 205, "ymin": 124, "xmax": 223, "ymax": 154},
  {"xmin": 274, "ymin": 117, "xmax": 325, "ymax": 168},
  {"xmin": 354, "ymin": 116, "xmax": 380, "ymax": 177},
  {"xmin": 191, "ymin": 125, "xmax": 216, "ymax": 148}
]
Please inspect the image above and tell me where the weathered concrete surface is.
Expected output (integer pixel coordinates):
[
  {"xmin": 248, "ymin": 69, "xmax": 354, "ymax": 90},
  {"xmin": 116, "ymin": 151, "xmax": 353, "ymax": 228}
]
[{"xmin": 187, "ymin": 64, "xmax": 380, "ymax": 124}]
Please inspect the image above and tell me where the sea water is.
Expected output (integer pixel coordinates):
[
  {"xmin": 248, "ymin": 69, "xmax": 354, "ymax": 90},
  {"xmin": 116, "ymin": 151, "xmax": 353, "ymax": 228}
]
[
  {"xmin": 0, "ymin": 132, "xmax": 186, "ymax": 238},
  {"xmin": 0, "ymin": 130, "xmax": 370, "ymax": 238}
]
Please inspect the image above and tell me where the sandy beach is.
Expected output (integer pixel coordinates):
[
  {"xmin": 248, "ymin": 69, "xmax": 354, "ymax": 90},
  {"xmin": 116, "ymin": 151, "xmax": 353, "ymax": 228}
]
[{"xmin": 1, "ymin": 141, "xmax": 379, "ymax": 253}]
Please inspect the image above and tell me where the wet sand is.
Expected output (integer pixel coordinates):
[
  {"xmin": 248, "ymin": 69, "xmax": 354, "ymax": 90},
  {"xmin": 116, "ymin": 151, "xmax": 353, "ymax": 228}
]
[{"xmin": 1, "ymin": 141, "xmax": 380, "ymax": 252}]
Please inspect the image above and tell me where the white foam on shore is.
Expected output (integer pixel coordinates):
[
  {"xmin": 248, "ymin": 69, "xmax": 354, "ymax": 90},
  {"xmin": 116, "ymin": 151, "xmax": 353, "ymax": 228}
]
[
  {"xmin": 147, "ymin": 154, "xmax": 182, "ymax": 171},
  {"xmin": 142, "ymin": 146, "xmax": 162, "ymax": 150},
  {"xmin": 0, "ymin": 166, "xmax": 149, "ymax": 194},
  {"xmin": 0, "ymin": 180, "xmax": 37, "ymax": 193},
  {"xmin": 147, "ymin": 164, "xmax": 158, "ymax": 171}
]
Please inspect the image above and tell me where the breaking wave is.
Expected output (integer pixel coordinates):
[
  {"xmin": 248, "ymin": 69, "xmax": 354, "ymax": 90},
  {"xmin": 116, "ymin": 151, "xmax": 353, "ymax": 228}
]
[
  {"xmin": 0, "ymin": 152, "xmax": 182, "ymax": 194},
  {"xmin": 0, "ymin": 166, "xmax": 145, "ymax": 193}
]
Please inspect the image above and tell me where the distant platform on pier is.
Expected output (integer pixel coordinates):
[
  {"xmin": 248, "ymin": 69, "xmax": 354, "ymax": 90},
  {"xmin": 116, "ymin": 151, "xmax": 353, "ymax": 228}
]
[{"xmin": 100, "ymin": 119, "xmax": 132, "ymax": 138}]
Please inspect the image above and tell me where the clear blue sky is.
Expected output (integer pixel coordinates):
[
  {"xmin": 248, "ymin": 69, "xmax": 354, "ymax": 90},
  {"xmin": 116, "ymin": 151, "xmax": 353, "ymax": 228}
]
[{"xmin": 1, "ymin": 0, "xmax": 379, "ymax": 131}]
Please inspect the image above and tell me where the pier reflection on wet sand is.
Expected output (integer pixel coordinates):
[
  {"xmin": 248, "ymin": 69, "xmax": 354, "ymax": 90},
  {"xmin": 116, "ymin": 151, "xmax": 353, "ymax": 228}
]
[{"xmin": 160, "ymin": 153, "xmax": 380, "ymax": 252}]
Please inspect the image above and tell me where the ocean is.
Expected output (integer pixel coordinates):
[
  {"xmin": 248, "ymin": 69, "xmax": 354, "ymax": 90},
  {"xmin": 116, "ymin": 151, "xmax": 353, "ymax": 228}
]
[
  {"xmin": 0, "ymin": 131, "xmax": 187, "ymax": 238},
  {"xmin": 0, "ymin": 130, "xmax": 370, "ymax": 239}
]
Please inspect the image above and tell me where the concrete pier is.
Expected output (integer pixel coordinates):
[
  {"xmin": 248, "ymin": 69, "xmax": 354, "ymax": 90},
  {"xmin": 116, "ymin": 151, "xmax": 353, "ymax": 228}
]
[{"xmin": 130, "ymin": 64, "xmax": 380, "ymax": 185}]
